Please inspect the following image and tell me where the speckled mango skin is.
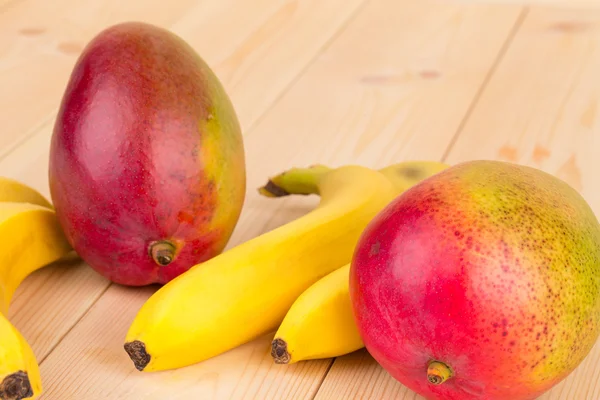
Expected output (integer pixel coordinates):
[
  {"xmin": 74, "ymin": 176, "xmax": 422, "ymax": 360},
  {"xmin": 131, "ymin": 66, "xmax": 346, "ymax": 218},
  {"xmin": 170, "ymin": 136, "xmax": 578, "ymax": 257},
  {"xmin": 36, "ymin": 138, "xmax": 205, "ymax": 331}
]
[
  {"xmin": 49, "ymin": 22, "xmax": 245, "ymax": 286},
  {"xmin": 350, "ymin": 160, "xmax": 600, "ymax": 400}
]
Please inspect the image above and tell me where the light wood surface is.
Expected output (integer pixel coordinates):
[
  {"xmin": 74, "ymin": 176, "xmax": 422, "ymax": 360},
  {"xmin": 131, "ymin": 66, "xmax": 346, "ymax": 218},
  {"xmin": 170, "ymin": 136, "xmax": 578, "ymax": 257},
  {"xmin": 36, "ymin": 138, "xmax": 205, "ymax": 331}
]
[{"xmin": 3, "ymin": 0, "xmax": 600, "ymax": 399}]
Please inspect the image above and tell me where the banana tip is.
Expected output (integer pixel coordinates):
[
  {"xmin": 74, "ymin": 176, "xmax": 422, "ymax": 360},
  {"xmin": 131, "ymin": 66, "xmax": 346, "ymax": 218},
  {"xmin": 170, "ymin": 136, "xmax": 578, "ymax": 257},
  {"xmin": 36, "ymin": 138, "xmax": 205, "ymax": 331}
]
[
  {"xmin": 0, "ymin": 370, "xmax": 33, "ymax": 400},
  {"xmin": 258, "ymin": 181, "xmax": 289, "ymax": 198},
  {"xmin": 124, "ymin": 340, "xmax": 151, "ymax": 371},
  {"xmin": 271, "ymin": 338, "xmax": 291, "ymax": 364}
]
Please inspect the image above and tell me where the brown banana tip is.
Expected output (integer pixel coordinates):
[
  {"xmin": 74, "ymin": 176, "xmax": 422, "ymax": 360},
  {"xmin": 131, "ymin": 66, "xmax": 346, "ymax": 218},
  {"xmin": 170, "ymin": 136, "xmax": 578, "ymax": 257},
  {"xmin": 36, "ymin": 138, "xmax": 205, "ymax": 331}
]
[
  {"xmin": 258, "ymin": 180, "xmax": 289, "ymax": 198},
  {"xmin": 271, "ymin": 338, "xmax": 291, "ymax": 364},
  {"xmin": 124, "ymin": 340, "xmax": 151, "ymax": 371},
  {"xmin": 0, "ymin": 370, "xmax": 33, "ymax": 400}
]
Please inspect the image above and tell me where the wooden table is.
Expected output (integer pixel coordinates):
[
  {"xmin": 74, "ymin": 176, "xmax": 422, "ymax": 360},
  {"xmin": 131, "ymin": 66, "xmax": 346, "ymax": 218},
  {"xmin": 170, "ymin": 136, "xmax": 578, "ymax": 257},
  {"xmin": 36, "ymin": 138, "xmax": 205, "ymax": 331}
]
[{"xmin": 3, "ymin": 0, "xmax": 600, "ymax": 398}]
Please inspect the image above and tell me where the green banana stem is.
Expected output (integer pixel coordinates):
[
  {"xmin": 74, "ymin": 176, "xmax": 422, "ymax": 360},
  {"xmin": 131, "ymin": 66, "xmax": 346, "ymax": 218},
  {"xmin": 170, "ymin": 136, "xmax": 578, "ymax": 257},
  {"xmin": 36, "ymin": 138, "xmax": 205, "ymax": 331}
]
[{"xmin": 258, "ymin": 164, "xmax": 332, "ymax": 197}]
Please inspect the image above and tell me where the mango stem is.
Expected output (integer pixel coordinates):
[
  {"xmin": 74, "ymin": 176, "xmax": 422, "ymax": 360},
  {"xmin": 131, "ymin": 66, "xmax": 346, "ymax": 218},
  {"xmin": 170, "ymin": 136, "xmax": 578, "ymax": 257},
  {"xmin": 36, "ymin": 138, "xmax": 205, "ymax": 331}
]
[
  {"xmin": 427, "ymin": 361, "xmax": 453, "ymax": 385},
  {"xmin": 258, "ymin": 164, "xmax": 332, "ymax": 197},
  {"xmin": 149, "ymin": 240, "xmax": 176, "ymax": 266}
]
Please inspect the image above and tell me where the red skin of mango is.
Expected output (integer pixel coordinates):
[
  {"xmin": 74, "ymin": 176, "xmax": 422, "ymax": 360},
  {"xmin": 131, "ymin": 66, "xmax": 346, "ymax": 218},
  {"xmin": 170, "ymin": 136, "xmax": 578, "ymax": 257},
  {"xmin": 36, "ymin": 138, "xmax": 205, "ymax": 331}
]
[
  {"xmin": 350, "ymin": 160, "xmax": 600, "ymax": 400},
  {"xmin": 49, "ymin": 22, "xmax": 245, "ymax": 286}
]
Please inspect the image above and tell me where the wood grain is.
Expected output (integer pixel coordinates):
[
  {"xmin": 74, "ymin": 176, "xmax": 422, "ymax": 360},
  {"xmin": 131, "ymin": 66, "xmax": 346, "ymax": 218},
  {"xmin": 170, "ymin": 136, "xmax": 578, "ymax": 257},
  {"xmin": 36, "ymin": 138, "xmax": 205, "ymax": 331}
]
[
  {"xmin": 447, "ymin": 6, "xmax": 600, "ymax": 215},
  {"xmin": 170, "ymin": 0, "xmax": 369, "ymax": 129},
  {"xmin": 316, "ymin": 5, "xmax": 600, "ymax": 400},
  {"xmin": 314, "ymin": 350, "xmax": 423, "ymax": 400},
  {"xmin": 0, "ymin": 0, "xmax": 368, "ymax": 389},
  {"xmin": 33, "ymin": 0, "xmax": 523, "ymax": 398}
]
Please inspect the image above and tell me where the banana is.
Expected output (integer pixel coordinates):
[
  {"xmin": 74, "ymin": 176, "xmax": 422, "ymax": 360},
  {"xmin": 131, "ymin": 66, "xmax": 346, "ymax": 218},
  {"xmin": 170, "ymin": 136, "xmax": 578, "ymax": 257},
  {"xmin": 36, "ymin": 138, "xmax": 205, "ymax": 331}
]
[
  {"xmin": 0, "ymin": 313, "xmax": 42, "ymax": 400},
  {"xmin": 0, "ymin": 178, "xmax": 52, "ymax": 210},
  {"xmin": 0, "ymin": 203, "xmax": 72, "ymax": 312},
  {"xmin": 0, "ymin": 187, "xmax": 72, "ymax": 399},
  {"xmin": 124, "ymin": 165, "xmax": 399, "ymax": 372},
  {"xmin": 270, "ymin": 161, "xmax": 449, "ymax": 364},
  {"xmin": 271, "ymin": 264, "xmax": 359, "ymax": 364}
]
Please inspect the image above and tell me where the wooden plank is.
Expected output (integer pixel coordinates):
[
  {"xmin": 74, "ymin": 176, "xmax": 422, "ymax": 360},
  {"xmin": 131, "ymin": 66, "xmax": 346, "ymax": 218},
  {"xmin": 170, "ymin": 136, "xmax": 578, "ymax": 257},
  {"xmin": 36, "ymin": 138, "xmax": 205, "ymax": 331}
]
[
  {"xmin": 313, "ymin": 350, "xmax": 420, "ymax": 400},
  {"xmin": 0, "ymin": 0, "xmax": 368, "ymax": 384},
  {"xmin": 316, "ymin": 5, "xmax": 600, "ymax": 400},
  {"xmin": 241, "ymin": 0, "xmax": 523, "ymax": 184},
  {"xmin": 445, "ymin": 6, "xmax": 600, "ymax": 215},
  {"xmin": 35, "ymin": 0, "xmax": 522, "ymax": 398}
]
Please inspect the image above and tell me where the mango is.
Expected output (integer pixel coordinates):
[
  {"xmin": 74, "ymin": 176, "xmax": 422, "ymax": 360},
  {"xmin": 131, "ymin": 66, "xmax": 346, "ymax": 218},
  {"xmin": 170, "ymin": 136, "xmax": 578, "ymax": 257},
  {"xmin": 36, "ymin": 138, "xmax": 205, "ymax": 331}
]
[
  {"xmin": 349, "ymin": 160, "xmax": 600, "ymax": 400},
  {"xmin": 48, "ymin": 22, "xmax": 246, "ymax": 286}
]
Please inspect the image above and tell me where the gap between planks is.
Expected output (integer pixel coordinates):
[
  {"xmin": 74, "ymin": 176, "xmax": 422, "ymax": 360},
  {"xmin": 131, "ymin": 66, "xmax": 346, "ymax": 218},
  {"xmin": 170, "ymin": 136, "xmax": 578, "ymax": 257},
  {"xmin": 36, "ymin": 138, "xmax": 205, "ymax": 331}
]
[{"xmin": 441, "ymin": 6, "xmax": 530, "ymax": 162}]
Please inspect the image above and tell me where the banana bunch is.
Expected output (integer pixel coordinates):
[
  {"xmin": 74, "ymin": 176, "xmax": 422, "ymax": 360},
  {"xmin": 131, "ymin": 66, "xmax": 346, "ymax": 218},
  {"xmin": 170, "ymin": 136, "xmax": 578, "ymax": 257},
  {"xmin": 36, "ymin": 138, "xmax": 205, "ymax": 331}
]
[
  {"xmin": 270, "ymin": 161, "xmax": 449, "ymax": 363},
  {"xmin": 124, "ymin": 160, "xmax": 448, "ymax": 372},
  {"xmin": 0, "ymin": 179, "xmax": 73, "ymax": 400}
]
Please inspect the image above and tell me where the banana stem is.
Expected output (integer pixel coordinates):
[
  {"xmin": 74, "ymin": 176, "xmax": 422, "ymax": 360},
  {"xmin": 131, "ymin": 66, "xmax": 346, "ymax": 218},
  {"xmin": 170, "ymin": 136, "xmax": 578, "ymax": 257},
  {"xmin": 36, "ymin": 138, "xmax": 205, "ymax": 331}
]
[{"xmin": 258, "ymin": 165, "xmax": 332, "ymax": 198}]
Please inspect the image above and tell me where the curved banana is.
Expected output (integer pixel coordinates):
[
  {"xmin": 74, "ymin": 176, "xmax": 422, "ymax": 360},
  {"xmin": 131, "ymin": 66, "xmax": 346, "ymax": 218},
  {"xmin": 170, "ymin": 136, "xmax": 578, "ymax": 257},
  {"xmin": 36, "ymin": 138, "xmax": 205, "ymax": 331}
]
[
  {"xmin": 124, "ymin": 165, "xmax": 399, "ymax": 372},
  {"xmin": 271, "ymin": 161, "xmax": 449, "ymax": 364},
  {"xmin": 0, "ymin": 201, "xmax": 72, "ymax": 400}
]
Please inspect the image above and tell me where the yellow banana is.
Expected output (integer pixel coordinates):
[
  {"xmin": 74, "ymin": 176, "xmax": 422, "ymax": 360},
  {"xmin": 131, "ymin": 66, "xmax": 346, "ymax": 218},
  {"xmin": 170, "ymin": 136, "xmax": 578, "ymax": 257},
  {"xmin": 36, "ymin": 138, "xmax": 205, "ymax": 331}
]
[
  {"xmin": 0, "ymin": 178, "xmax": 52, "ymax": 210},
  {"xmin": 0, "ymin": 202, "xmax": 72, "ymax": 400},
  {"xmin": 0, "ymin": 314, "xmax": 41, "ymax": 400},
  {"xmin": 124, "ymin": 165, "xmax": 399, "ymax": 372},
  {"xmin": 270, "ymin": 161, "xmax": 449, "ymax": 364},
  {"xmin": 271, "ymin": 264, "xmax": 359, "ymax": 363}
]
